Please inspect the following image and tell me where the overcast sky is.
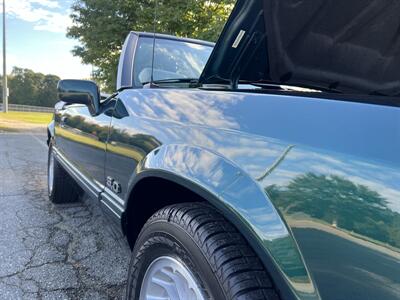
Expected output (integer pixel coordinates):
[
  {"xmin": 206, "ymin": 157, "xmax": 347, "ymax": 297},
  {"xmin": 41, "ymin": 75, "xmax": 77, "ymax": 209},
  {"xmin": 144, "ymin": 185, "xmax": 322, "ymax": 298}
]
[{"xmin": 0, "ymin": 0, "xmax": 92, "ymax": 79}]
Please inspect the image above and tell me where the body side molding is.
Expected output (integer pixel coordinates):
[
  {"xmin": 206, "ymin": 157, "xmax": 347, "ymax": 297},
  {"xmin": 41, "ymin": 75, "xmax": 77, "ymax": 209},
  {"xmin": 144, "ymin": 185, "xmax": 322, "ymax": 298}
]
[{"xmin": 100, "ymin": 187, "xmax": 124, "ymax": 220}]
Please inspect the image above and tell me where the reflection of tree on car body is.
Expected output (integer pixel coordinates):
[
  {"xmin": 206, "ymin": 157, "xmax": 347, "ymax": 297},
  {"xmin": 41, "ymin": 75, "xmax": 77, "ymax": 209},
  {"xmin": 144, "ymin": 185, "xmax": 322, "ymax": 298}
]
[{"xmin": 267, "ymin": 173, "xmax": 400, "ymax": 248}]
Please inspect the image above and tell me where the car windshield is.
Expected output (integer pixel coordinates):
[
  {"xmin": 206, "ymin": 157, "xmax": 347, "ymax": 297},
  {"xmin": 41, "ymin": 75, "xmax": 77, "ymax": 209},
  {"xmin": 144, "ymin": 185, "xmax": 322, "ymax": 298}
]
[{"xmin": 133, "ymin": 37, "xmax": 213, "ymax": 87}]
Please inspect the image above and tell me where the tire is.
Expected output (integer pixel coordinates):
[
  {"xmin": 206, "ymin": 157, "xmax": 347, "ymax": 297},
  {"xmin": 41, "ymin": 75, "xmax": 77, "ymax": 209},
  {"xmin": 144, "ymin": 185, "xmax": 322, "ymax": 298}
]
[
  {"xmin": 48, "ymin": 144, "xmax": 81, "ymax": 204},
  {"xmin": 126, "ymin": 202, "xmax": 279, "ymax": 300}
]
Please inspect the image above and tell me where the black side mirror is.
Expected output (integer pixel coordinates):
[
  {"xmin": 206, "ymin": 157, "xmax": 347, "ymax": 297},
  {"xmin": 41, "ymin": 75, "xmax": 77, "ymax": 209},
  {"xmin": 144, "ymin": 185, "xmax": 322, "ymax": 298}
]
[{"xmin": 58, "ymin": 79, "xmax": 100, "ymax": 115}]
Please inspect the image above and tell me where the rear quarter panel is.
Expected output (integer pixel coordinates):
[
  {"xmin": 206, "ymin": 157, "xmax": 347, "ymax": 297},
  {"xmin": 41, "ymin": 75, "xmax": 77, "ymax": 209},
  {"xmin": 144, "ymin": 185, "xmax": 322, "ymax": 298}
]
[{"xmin": 109, "ymin": 88, "xmax": 400, "ymax": 300}]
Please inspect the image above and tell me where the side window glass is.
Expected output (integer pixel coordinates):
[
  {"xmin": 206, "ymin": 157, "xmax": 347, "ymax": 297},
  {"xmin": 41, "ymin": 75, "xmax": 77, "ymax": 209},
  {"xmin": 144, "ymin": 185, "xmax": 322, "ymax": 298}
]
[
  {"xmin": 133, "ymin": 39, "xmax": 154, "ymax": 86},
  {"xmin": 133, "ymin": 37, "xmax": 213, "ymax": 87}
]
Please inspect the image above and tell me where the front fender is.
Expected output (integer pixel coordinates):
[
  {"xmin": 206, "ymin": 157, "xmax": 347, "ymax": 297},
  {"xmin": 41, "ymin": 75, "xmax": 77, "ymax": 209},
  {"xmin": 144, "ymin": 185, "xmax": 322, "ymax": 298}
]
[{"xmin": 128, "ymin": 144, "xmax": 319, "ymax": 300}]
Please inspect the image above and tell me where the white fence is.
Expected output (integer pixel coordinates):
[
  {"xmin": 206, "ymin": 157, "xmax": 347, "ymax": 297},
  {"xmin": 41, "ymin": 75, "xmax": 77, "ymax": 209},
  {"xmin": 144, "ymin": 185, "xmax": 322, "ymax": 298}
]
[{"xmin": 0, "ymin": 103, "xmax": 54, "ymax": 113}]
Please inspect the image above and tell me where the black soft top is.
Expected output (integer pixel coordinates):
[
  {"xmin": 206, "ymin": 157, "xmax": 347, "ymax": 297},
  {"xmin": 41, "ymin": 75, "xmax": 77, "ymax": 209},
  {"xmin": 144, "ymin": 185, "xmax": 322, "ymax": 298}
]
[{"xmin": 200, "ymin": 0, "xmax": 400, "ymax": 98}]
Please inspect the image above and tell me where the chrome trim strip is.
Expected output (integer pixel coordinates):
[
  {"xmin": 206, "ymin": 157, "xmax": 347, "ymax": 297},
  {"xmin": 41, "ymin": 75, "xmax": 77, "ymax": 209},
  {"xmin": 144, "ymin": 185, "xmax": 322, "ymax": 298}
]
[
  {"xmin": 100, "ymin": 199, "xmax": 121, "ymax": 219},
  {"xmin": 103, "ymin": 187, "xmax": 125, "ymax": 206},
  {"xmin": 100, "ymin": 187, "xmax": 124, "ymax": 219}
]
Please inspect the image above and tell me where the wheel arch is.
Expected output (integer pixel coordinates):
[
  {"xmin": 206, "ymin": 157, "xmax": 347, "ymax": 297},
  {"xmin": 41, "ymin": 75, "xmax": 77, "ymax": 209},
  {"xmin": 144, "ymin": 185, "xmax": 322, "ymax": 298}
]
[{"xmin": 121, "ymin": 144, "xmax": 319, "ymax": 300}]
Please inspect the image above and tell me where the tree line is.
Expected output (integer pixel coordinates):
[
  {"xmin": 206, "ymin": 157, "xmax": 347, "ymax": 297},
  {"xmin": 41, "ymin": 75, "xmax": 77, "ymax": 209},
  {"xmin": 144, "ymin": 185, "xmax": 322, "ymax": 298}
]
[{"xmin": 0, "ymin": 67, "xmax": 60, "ymax": 108}]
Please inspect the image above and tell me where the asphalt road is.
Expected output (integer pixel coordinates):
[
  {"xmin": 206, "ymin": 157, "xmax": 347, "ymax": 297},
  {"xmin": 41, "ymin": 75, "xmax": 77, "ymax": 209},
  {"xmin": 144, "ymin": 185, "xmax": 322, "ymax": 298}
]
[{"xmin": 0, "ymin": 131, "xmax": 131, "ymax": 299}]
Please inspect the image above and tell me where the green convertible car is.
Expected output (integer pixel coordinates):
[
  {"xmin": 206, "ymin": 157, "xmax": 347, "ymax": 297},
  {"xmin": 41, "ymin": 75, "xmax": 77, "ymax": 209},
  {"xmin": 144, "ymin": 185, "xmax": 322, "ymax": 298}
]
[{"xmin": 47, "ymin": 0, "xmax": 400, "ymax": 299}]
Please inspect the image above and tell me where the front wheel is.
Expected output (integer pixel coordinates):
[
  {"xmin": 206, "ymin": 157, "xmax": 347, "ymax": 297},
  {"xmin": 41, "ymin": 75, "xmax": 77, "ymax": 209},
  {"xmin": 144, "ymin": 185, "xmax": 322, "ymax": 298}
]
[{"xmin": 126, "ymin": 202, "xmax": 279, "ymax": 300}]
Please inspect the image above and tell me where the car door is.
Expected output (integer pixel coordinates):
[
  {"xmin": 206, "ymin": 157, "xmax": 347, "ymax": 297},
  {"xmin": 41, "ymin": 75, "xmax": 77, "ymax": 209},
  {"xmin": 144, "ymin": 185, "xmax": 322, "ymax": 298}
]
[
  {"xmin": 55, "ymin": 100, "xmax": 116, "ymax": 197},
  {"xmin": 102, "ymin": 96, "xmax": 155, "ymax": 215}
]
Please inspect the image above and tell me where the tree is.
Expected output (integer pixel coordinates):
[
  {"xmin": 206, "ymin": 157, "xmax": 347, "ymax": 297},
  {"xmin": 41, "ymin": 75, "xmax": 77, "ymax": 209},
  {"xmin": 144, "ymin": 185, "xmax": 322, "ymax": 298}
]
[
  {"xmin": 67, "ymin": 0, "xmax": 235, "ymax": 92},
  {"xmin": 37, "ymin": 75, "xmax": 60, "ymax": 107},
  {"xmin": 9, "ymin": 67, "xmax": 44, "ymax": 106},
  {"xmin": 4, "ymin": 67, "xmax": 60, "ymax": 107}
]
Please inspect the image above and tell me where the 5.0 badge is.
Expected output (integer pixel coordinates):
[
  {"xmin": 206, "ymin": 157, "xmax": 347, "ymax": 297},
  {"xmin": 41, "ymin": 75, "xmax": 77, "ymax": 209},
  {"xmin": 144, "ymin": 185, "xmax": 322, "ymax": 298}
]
[{"xmin": 106, "ymin": 176, "xmax": 121, "ymax": 194}]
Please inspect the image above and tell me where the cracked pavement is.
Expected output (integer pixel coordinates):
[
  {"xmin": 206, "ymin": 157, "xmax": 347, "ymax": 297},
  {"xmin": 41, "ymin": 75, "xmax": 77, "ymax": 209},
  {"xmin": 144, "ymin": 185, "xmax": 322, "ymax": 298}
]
[{"xmin": 0, "ymin": 131, "xmax": 131, "ymax": 299}]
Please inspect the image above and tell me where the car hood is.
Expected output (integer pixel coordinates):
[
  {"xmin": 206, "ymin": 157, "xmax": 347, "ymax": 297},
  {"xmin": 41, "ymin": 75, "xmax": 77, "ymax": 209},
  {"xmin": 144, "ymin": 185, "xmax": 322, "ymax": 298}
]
[{"xmin": 200, "ymin": 0, "xmax": 400, "ymax": 98}]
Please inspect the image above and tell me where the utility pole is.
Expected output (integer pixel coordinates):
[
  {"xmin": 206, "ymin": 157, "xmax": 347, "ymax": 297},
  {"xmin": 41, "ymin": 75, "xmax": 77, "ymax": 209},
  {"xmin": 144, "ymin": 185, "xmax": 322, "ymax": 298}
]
[{"xmin": 2, "ymin": 0, "xmax": 7, "ymax": 113}]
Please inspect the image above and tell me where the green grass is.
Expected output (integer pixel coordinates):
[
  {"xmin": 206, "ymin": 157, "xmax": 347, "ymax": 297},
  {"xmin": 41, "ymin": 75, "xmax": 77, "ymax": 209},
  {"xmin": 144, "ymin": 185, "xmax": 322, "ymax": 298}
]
[
  {"xmin": 0, "ymin": 124, "xmax": 19, "ymax": 132},
  {"xmin": 0, "ymin": 111, "xmax": 53, "ymax": 124}
]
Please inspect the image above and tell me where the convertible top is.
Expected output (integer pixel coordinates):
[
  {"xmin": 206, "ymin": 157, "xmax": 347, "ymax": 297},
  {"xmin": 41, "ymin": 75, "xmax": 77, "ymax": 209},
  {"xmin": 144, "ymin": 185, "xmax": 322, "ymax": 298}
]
[{"xmin": 200, "ymin": 0, "xmax": 400, "ymax": 98}]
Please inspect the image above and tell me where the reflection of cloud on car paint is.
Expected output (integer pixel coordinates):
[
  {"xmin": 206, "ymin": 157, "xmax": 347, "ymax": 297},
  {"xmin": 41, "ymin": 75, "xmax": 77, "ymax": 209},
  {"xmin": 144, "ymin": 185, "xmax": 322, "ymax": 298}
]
[
  {"xmin": 161, "ymin": 145, "xmax": 235, "ymax": 189},
  {"xmin": 124, "ymin": 89, "xmax": 244, "ymax": 129}
]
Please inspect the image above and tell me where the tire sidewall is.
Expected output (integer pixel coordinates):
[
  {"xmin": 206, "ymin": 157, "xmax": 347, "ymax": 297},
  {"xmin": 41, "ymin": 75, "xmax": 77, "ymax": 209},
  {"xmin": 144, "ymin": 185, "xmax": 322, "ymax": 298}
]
[
  {"xmin": 47, "ymin": 144, "xmax": 56, "ymax": 199},
  {"xmin": 126, "ymin": 220, "xmax": 226, "ymax": 300}
]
